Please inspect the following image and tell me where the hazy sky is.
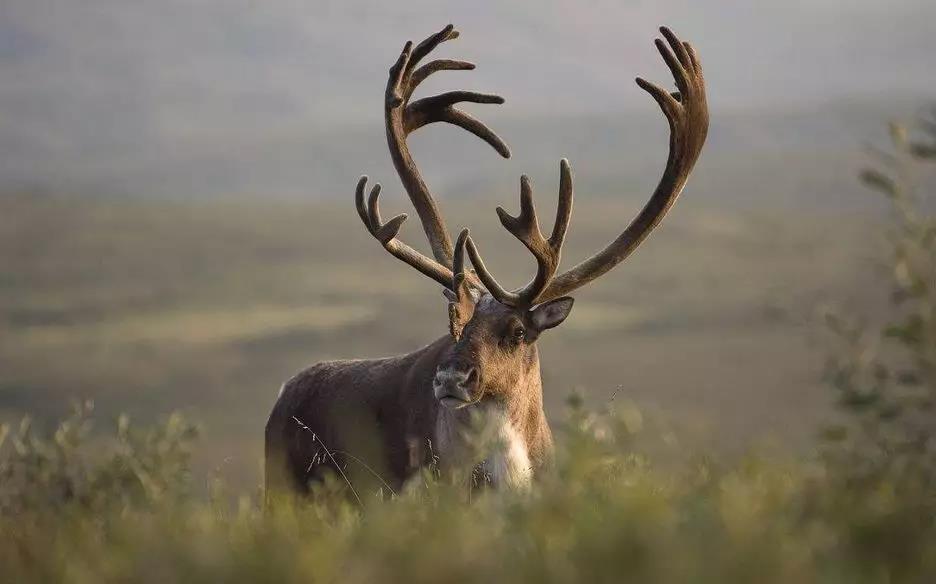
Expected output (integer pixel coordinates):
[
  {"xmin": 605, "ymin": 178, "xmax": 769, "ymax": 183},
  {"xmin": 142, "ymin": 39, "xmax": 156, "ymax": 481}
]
[{"xmin": 1, "ymin": 0, "xmax": 934, "ymax": 196}]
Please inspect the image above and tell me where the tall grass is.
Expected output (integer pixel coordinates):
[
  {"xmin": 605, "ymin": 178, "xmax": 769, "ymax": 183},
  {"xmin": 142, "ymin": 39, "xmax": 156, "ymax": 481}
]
[{"xmin": 1, "ymin": 395, "xmax": 935, "ymax": 583}]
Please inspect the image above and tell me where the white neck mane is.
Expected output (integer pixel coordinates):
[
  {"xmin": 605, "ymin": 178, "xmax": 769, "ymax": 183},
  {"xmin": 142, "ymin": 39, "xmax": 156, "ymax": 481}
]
[{"xmin": 435, "ymin": 404, "xmax": 532, "ymax": 489}]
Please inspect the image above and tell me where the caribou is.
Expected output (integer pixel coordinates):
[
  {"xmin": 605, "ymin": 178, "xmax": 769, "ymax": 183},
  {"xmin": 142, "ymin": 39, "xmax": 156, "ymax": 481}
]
[{"xmin": 265, "ymin": 24, "xmax": 708, "ymax": 497}]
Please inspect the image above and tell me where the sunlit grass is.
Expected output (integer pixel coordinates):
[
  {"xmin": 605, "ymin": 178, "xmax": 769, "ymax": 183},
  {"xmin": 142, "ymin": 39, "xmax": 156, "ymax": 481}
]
[{"xmin": 1, "ymin": 399, "xmax": 934, "ymax": 583}]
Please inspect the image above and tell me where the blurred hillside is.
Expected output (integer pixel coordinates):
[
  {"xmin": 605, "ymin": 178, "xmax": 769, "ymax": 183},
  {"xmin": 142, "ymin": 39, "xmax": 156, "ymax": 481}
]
[
  {"xmin": 3, "ymin": 98, "xmax": 926, "ymax": 210},
  {"xmin": 0, "ymin": 191, "xmax": 888, "ymax": 486}
]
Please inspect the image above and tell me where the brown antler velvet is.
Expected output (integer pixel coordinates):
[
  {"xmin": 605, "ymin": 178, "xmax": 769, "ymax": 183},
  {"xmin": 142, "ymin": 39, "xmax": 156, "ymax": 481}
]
[
  {"xmin": 464, "ymin": 26, "xmax": 709, "ymax": 307},
  {"xmin": 535, "ymin": 27, "xmax": 709, "ymax": 302},
  {"xmin": 357, "ymin": 25, "xmax": 707, "ymax": 304}
]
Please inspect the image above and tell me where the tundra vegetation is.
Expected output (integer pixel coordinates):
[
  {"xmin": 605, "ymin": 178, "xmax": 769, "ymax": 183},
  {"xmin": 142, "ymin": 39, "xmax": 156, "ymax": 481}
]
[{"xmin": 0, "ymin": 109, "xmax": 934, "ymax": 582}]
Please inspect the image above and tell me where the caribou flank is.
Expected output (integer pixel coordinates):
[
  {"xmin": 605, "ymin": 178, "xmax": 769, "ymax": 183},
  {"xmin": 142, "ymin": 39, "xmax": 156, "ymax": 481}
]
[{"xmin": 265, "ymin": 24, "xmax": 708, "ymax": 497}]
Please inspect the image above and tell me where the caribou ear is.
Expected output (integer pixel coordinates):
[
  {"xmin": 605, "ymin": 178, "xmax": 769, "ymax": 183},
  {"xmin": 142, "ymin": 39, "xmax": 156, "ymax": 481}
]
[
  {"xmin": 442, "ymin": 288, "xmax": 458, "ymax": 303},
  {"xmin": 530, "ymin": 297, "xmax": 574, "ymax": 331}
]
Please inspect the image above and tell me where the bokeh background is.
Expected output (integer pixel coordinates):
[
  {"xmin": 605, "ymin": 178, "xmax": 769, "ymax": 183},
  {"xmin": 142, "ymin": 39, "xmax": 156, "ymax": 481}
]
[{"xmin": 2, "ymin": 0, "xmax": 935, "ymax": 487}]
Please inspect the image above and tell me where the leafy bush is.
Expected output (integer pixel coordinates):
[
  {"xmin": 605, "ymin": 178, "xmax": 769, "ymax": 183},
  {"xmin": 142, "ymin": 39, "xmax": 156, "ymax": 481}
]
[
  {"xmin": 822, "ymin": 108, "xmax": 936, "ymax": 489},
  {"xmin": 0, "ymin": 400, "xmax": 197, "ymax": 515}
]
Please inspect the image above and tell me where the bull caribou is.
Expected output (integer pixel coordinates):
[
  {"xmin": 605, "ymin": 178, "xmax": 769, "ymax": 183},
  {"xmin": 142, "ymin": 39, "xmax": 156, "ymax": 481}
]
[{"xmin": 265, "ymin": 24, "xmax": 708, "ymax": 497}]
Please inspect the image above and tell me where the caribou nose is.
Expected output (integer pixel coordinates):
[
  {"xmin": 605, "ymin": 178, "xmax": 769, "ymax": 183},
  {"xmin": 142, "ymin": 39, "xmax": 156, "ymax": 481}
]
[{"xmin": 433, "ymin": 366, "xmax": 480, "ymax": 408}]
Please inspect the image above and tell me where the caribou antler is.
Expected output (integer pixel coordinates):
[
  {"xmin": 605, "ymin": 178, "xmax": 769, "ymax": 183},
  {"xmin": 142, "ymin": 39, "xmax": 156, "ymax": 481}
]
[
  {"xmin": 356, "ymin": 24, "xmax": 510, "ymax": 289},
  {"xmin": 464, "ymin": 160, "xmax": 573, "ymax": 307},
  {"xmin": 465, "ymin": 26, "xmax": 708, "ymax": 307}
]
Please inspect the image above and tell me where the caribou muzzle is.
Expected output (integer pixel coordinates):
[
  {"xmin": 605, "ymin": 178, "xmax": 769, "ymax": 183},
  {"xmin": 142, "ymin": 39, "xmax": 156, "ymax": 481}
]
[{"xmin": 433, "ymin": 365, "xmax": 481, "ymax": 409}]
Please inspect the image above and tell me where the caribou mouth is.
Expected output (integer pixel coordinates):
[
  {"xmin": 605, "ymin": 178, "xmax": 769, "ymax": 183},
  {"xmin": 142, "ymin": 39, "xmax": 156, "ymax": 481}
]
[{"xmin": 439, "ymin": 395, "xmax": 472, "ymax": 409}]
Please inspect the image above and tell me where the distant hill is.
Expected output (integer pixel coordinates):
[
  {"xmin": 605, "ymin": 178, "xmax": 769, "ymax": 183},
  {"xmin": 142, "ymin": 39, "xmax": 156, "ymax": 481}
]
[{"xmin": 1, "ymin": 97, "xmax": 930, "ymax": 211}]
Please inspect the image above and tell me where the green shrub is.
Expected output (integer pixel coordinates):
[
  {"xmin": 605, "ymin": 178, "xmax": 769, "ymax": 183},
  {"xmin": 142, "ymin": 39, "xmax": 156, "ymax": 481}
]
[
  {"xmin": 0, "ymin": 400, "xmax": 197, "ymax": 515},
  {"xmin": 822, "ymin": 108, "xmax": 936, "ymax": 492},
  {"xmin": 1, "ymin": 394, "xmax": 936, "ymax": 583}
]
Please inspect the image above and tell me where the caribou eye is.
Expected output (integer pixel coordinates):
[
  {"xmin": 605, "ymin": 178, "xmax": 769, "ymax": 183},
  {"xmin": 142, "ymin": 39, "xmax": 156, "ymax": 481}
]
[{"xmin": 511, "ymin": 324, "xmax": 526, "ymax": 342}]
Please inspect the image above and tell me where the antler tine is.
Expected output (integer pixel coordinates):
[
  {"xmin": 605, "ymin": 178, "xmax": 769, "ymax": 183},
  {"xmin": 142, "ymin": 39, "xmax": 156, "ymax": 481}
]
[
  {"xmin": 549, "ymin": 159, "xmax": 574, "ymax": 250},
  {"xmin": 448, "ymin": 229, "xmax": 479, "ymax": 340},
  {"xmin": 355, "ymin": 176, "xmax": 458, "ymax": 289},
  {"xmin": 408, "ymin": 60, "xmax": 476, "ymax": 98},
  {"xmin": 452, "ymin": 228, "xmax": 469, "ymax": 286},
  {"xmin": 410, "ymin": 23, "xmax": 459, "ymax": 67},
  {"xmin": 405, "ymin": 100, "xmax": 510, "ymax": 158},
  {"xmin": 464, "ymin": 235, "xmax": 516, "ymax": 304},
  {"xmin": 535, "ymin": 26, "xmax": 709, "ymax": 303},
  {"xmin": 382, "ymin": 24, "xmax": 511, "ymax": 274},
  {"xmin": 465, "ymin": 160, "xmax": 574, "ymax": 308}
]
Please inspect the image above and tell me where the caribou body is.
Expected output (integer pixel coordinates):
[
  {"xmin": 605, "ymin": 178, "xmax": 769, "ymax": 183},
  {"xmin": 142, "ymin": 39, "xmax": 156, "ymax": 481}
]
[{"xmin": 265, "ymin": 24, "xmax": 708, "ymax": 497}]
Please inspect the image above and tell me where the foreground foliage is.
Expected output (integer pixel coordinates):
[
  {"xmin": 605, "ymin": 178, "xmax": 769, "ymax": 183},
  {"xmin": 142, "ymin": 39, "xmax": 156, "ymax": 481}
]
[{"xmin": 0, "ymin": 396, "xmax": 934, "ymax": 583}]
